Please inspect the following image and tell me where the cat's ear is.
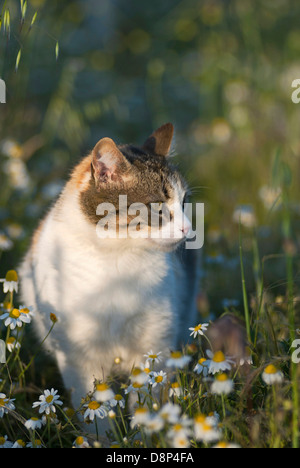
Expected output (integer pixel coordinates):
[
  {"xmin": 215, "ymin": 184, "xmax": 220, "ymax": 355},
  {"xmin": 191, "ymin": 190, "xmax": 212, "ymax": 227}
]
[
  {"xmin": 91, "ymin": 137, "xmax": 130, "ymax": 184},
  {"xmin": 142, "ymin": 123, "xmax": 174, "ymax": 157}
]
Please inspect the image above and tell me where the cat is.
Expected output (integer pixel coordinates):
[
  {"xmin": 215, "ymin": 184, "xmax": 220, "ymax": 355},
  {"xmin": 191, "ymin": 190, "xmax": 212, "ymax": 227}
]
[{"xmin": 19, "ymin": 123, "xmax": 200, "ymax": 424}]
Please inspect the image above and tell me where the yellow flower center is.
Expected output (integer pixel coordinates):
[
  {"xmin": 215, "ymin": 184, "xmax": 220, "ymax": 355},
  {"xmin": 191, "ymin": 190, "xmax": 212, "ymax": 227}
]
[
  {"xmin": 16, "ymin": 439, "xmax": 25, "ymax": 447},
  {"xmin": 132, "ymin": 382, "xmax": 143, "ymax": 389},
  {"xmin": 194, "ymin": 414, "xmax": 206, "ymax": 424},
  {"xmin": 194, "ymin": 324, "xmax": 203, "ymax": 332},
  {"xmin": 171, "ymin": 382, "xmax": 180, "ymax": 389},
  {"xmin": 155, "ymin": 375, "xmax": 163, "ymax": 383},
  {"xmin": 216, "ymin": 373, "xmax": 228, "ymax": 382},
  {"xmin": 31, "ymin": 417, "xmax": 39, "ymax": 421},
  {"xmin": 0, "ymin": 437, "xmax": 5, "ymax": 445},
  {"xmin": 88, "ymin": 401, "xmax": 100, "ymax": 410},
  {"xmin": 264, "ymin": 364, "xmax": 277, "ymax": 375},
  {"xmin": 213, "ymin": 351, "xmax": 226, "ymax": 363},
  {"xmin": 144, "ymin": 367, "xmax": 151, "ymax": 374},
  {"xmin": 198, "ymin": 358, "xmax": 207, "ymax": 365},
  {"xmin": 216, "ymin": 442, "xmax": 228, "ymax": 448},
  {"xmin": 202, "ymin": 422, "xmax": 213, "ymax": 432},
  {"xmin": 131, "ymin": 367, "xmax": 142, "ymax": 376},
  {"xmin": 5, "ymin": 270, "xmax": 18, "ymax": 282},
  {"xmin": 114, "ymin": 394, "xmax": 123, "ymax": 401},
  {"xmin": 76, "ymin": 436, "xmax": 84, "ymax": 446},
  {"xmin": 35, "ymin": 440, "xmax": 42, "ymax": 446},
  {"xmin": 10, "ymin": 308, "xmax": 20, "ymax": 318},
  {"xmin": 20, "ymin": 308, "xmax": 30, "ymax": 315},
  {"xmin": 148, "ymin": 354, "xmax": 158, "ymax": 359},
  {"xmin": 46, "ymin": 395, "xmax": 54, "ymax": 404},
  {"xmin": 0, "ymin": 398, "xmax": 6, "ymax": 407},
  {"xmin": 7, "ymin": 337, "xmax": 16, "ymax": 344},
  {"xmin": 96, "ymin": 383, "xmax": 109, "ymax": 392},
  {"xmin": 170, "ymin": 351, "xmax": 182, "ymax": 359},
  {"xmin": 135, "ymin": 407, "xmax": 148, "ymax": 414},
  {"xmin": 173, "ymin": 423, "xmax": 183, "ymax": 432}
]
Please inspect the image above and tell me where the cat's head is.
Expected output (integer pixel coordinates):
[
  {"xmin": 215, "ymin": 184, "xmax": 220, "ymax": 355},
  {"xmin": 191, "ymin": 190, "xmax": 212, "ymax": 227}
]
[{"xmin": 80, "ymin": 123, "xmax": 191, "ymax": 252}]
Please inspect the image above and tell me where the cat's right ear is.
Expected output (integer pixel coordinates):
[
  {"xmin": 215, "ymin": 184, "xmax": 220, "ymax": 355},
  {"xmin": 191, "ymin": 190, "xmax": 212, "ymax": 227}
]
[{"xmin": 91, "ymin": 138, "xmax": 130, "ymax": 185}]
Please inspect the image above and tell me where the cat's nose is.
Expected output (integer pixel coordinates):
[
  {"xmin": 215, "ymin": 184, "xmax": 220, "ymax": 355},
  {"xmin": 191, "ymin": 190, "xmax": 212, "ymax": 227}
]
[{"xmin": 181, "ymin": 218, "xmax": 191, "ymax": 236}]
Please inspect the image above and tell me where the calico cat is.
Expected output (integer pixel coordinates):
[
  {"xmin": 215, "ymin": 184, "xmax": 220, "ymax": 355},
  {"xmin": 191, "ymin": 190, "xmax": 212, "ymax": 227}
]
[{"xmin": 19, "ymin": 123, "xmax": 199, "ymax": 419}]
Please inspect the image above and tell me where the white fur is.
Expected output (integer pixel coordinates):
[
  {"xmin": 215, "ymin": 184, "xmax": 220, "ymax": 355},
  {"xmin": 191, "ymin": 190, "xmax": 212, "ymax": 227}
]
[{"xmin": 19, "ymin": 174, "xmax": 199, "ymax": 418}]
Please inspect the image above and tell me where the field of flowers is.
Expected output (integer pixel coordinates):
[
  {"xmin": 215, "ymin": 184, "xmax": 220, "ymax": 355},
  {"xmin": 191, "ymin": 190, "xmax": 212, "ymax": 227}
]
[{"xmin": 1, "ymin": 0, "xmax": 300, "ymax": 449}]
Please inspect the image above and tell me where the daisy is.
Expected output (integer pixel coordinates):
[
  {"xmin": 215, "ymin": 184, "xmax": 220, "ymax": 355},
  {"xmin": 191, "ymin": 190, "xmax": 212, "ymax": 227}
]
[
  {"xmin": 0, "ymin": 393, "xmax": 15, "ymax": 417},
  {"xmin": 144, "ymin": 414, "xmax": 164, "ymax": 434},
  {"xmin": 0, "ymin": 308, "xmax": 30, "ymax": 330},
  {"xmin": 169, "ymin": 382, "xmax": 183, "ymax": 398},
  {"xmin": 0, "ymin": 233, "xmax": 13, "ymax": 251},
  {"xmin": 108, "ymin": 394, "xmax": 125, "ymax": 409},
  {"xmin": 213, "ymin": 441, "xmax": 241, "ymax": 449},
  {"xmin": 194, "ymin": 357, "xmax": 209, "ymax": 376},
  {"xmin": 166, "ymin": 351, "xmax": 191, "ymax": 369},
  {"xmin": 211, "ymin": 374, "xmax": 234, "ymax": 395},
  {"xmin": 12, "ymin": 439, "xmax": 26, "ymax": 448},
  {"xmin": 0, "ymin": 270, "xmax": 18, "ymax": 293},
  {"xmin": 94, "ymin": 383, "xmax": 115, "ymax": 403},
  {"xmin": 19, "ymin": 305, "xmax": 34, "ymax": 323},
  {"xmin": 189, "ymin": 323, "xmax": 209, "ymax": 338},
  {"xmin": 159, "ymin": 403, "xmax": 181, "ymax": 424},
  {"xmin": 83, "ymin": 401, "xmax": 108, "ymax": 421},
  {"xmin": 171, "ymin": 432, "xmax": 190, "ymax": 448},
  {"xmin": 262, "ymin": 365, "xmax": 284, "ymax": 385},
  {"xmin": 194, "ymin": 414, "xmax": 221, "ymax": 443},
  {"xmin": 26, "ymin": 439, "xmax": 43, "ymax": 448},
  {"xmin": 144, "ymin": 350, "xmax": 162, "ymax": 364},
  {"xmin": 150, "ymin": 371, "xmax": 167, "ymax": 388},
  {"xmin": 73, "ymin": 436, "xmax": 90, "ymax": 448},
  {"xmin": 130, "ymin": 407, "xmax": 151, "ymax": 428},
  {"xmin": 0, "ymin": 435, "xmax": 13, "ymax": 448},
  {"xmin": 6, "ymin": 336, "xmax": 21, "ymax": 353},
  {"xmin": 24, "ymin": 417, "xmax": 45, "ymax": 431},
  {"xmin": 130, "ymin": 367, "xmax": 150, "ymax": 386},
  {"xmin": 206, "ymin": 350, "xmax": 234, "ymax": 375},
  {"xmin": 32, "ymin": 389, "xmax": 63, "ymax": 415},
  {"xmin": 140, "ymin": 360, "xmax": 152, "ymax": 375}
]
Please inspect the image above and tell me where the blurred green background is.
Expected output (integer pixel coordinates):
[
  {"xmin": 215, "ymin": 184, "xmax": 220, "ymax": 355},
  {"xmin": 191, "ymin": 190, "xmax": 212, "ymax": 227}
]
[{"xmin": 1, "ymin": 0, "xmax": 300, "ymax": 318}]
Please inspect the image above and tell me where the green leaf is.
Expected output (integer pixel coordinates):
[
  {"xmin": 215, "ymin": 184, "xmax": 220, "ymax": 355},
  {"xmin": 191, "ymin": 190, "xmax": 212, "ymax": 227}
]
[
  {"xmin": 15, "ymin": 49, "xmax": 22, "ymax": 72},
  {"xmin": 55, "ymin": 41, "xmax": 59, "ymax": 61}
]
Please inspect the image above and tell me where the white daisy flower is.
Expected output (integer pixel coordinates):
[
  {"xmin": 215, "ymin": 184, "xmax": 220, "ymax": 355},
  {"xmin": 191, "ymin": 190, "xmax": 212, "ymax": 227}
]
[
  {"xmin": 12, "ymin": 439, "xmax": 26, "ymax": 448},
  {"xmin": 108, "ymin": 394, "xmax": 125, "ymax": 408},
  {"xmin": 150, "ymin": 371, "xmax": 167, "ymax": 388},
  {"xmin": 130, "ymin": 367, "xmax": 150, "ymax": 386},
  {"xmin": 166, "ymin": 351, "xmax": 191, "ymax": 369},
  {"xmin": 213, "ymin": 441, "xmax": 241, "ymax": 448},
  {"xmin": 26, "ymin": 439, "xmax": 43, "ymax": 448},
  {"xmin": 159, "ymin": 403, "xmax": 181, "ymax": 424},
  {"xmin": 0, "ymin": 393, "xmax": 15, "ymax": 417},
  {"xmin": 262, "ymin": 365, "xmax": 284, "ymax": 385},
  {"xmin": 171, "ymin": 432, "xmax": 190, "ymax": 448},
  {"xmin": 194, "ymin": 414, "xmax": 221, "ymax": 443},
  {"xmin": 189, "ymin": 323, "xmax": 209, "ymax": 338},
  {"xmin": 169, "ymin": 382, "xmax": 183, "ymax": 398},
  {"xmin": 73, "ymin": 436, "xmax": 90, "ymax": 448},
  {"xmin": 0, "ymin": 270, "xmax": 18, "ymax": 294},
  {"xmin": 83, "ymin": 401, "xmax": 108, "ymax": 421},
  {"xmin": 130, "ymin": 407, "xmax": 151, "ymax": 429},
  {"xmin": 144, "ymin": 414, "xmax": 164, "ymax": 434},
  {"xmin": 94, "ymin": 383, "xmax": 115, "ymax": 403},
  {"xmin": 19, "ymin": 305, "xmax": 34, "ymax": 323},
  {"xmin": 0, "ymin": 308, "xmax": 30, "ymax": 330},
  {"xmin": 32, "ymin": 389, "xmax": 63, "ymax": 415},
  {"xmin": 24, "ymin": 417, "xmax": 45, "ymax": 431},
  {"xmin": 0, "ymin": 233, "xmax": 13, "ymax": 251},
  {"xmin": 211, "ymin": 374, "xmax": 234, "ymax": 395},
  {"xmin": 144, "ymin": 350, "xmax": 162, "ymax": 364},
  {"xmin": 206, "ymin": 350, "xmax": 234, "ymax": 375},
  {"xmin": 6, "ymin": 336, "xmax": 21, "ymax": 353},
  {"xmin": 194, "ymin": 357, "xmax": 209, "ymax": 376},
  {"xmin": 0, "ymin": 435, "xmax": 13, "ymax": 448}
]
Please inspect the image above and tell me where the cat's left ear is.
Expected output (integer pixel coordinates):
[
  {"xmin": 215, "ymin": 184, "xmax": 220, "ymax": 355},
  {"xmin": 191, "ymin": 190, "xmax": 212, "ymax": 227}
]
[
  {"xmin": 91, "ymin": 137, "xmax": 130, "ymax": 184},
  {"xmin": 142, "ymin": 123, "xmax": 174, "ymax": 157}
]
